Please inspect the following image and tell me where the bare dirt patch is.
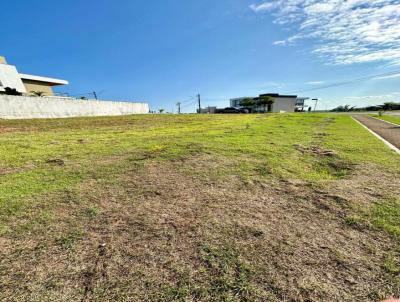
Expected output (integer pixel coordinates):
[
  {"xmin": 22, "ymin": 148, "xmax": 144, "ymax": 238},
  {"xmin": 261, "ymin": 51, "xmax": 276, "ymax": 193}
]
[
  {"xmin": 0, "ymin": 167, "xmax": 22, "ymax": 175},
  {"xmin": 0, "ymin": 164, "xmax": 36, "ymax": 176},
  {"xmin": 0, "ymin": 155, "xmax": 399, "ymax": 301},
  {"xmin": 46, "ymin": 158, "xmax": 66, "ymax": 166},
  {"xmin": 0, "ymin": 127, "xmax": 19, "ymax": 133},
  {"xmin": 294, "ymin": 144, "xmax": 337, "ymax": 157},
  {"xmin": 322, "ymin": 163, "xmax": 400, "ymax": 207},
  {"xmin": 77, "ymin": 139, "xmax": 89, "ymax": 144}
]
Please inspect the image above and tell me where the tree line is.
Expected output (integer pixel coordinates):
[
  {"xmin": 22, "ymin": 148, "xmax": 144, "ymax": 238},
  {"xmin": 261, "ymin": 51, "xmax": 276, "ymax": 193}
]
[{"xmin": 330, "ymin": 102, "xmax": 400, "ymax": 112}]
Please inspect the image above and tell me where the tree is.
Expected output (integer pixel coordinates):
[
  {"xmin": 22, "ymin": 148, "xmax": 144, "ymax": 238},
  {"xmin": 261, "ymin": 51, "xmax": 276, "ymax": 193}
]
[
  {"xmin": 256, "ymin": 96, "xmax": 274, "ymax": 112},
  {"xmin": 159, "ymin": 109, "xmax": 165, "ymax": 114},
  {"xmin": 330, "ymin": 104, "xmax": 355, "ymax": 112},
  {"xmin": 239, "ymin": 97, "xmax": 256, "ymax": 107},
  {"xmin": 239, "ymin": 98, "xmax": 256, "ymax": 111},
  {"xmin": 365, "ymin": 105, "xmax": 383, "ymax": 111},
  {"xmin": 4, "ymin": 87, "xmax": 22, "ymax": 96},
  {"xmin": 382, "ymin": 102, "xmax": 400, "ymax": 110}
]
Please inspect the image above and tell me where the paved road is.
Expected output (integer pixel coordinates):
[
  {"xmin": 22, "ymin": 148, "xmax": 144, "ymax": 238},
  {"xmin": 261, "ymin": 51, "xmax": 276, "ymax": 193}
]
[{"xmin": 353, "ymin": 115, "xmax": 400, "ymax": 150}]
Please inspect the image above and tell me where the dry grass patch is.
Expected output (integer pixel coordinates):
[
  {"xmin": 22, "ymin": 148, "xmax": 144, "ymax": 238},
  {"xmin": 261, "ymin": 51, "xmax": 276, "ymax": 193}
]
[{"xmin": 1, "ymin": 155, "xmax": 399, "ymax": 301}]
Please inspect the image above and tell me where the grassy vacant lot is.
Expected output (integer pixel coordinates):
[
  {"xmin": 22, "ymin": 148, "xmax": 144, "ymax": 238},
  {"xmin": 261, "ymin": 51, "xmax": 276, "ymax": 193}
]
[{"xmin": 1, "ymin": 113, "xmax": 399, "ymax": 301}]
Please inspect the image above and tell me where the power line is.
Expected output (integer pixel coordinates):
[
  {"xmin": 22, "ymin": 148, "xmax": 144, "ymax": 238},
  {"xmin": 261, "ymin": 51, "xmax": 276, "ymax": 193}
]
[
  {"xmin": 69, "ymin": 92, "xmax": 93, "ymax": 97},
  {"xmin": 180, "ymin": 96, "xmax": 196, "ymax": 105},
  {"xmin": 180, "ymin": 100, "xmax": 198, "ymax": 109},
  {"xmin": 290, "ymin": 69, "xmax": 400, "ymax": 94},
  {"xmin": 68, "ymin": 90, "xmax": 107, "ymax": 99}
]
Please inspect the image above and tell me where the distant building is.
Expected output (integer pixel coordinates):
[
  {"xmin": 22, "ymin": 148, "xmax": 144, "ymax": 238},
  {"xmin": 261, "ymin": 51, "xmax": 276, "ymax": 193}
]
[
  {"xmin": 231, "ymin": 93, "xmax": 308, "ymax": 113},
  {"xmin": 0, "ymin": 56, "xmax": 68, "ymax": 96},
  {"xmin": 198, "ymin": 106, "xmax": 217, "ymax": 114}
]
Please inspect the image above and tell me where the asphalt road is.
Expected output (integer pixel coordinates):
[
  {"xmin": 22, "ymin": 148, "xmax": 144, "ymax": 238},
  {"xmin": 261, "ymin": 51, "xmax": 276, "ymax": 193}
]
[{"xmin": 353, "ymin": 115, "xmax": 400, "ymax": 150}]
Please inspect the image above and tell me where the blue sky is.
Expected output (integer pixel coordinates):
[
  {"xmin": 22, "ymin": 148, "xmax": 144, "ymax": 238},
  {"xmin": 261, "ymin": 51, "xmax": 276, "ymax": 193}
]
[{"xmin": 2, "ymin": 0, "xmax": 400, "ymax": 112}]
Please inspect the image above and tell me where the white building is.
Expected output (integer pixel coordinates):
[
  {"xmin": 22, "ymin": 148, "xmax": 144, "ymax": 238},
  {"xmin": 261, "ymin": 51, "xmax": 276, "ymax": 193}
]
[
  {"xmin": 231, "ymin": 93, "xmax": 308, "ymax": 113},
  {"xmin": 0, "ymin": 56, "xmax": 68, "ymax": 96}
]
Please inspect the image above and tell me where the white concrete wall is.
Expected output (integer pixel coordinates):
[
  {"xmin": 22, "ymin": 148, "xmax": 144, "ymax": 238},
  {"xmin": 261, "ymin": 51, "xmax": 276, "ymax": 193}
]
[
  {"xmin": 272, "ymin": 97, "xmax": 297, "ymax": 113},
  {"xmin": 0, "ymin": 95, "xmax": 149, "ymax": 119}
]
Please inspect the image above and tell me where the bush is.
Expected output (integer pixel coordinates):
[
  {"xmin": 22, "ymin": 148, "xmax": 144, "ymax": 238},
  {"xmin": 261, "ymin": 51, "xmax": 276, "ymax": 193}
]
[{"xmin": 4, "ymin": 87, "xmax": 22, "ymax": 96}]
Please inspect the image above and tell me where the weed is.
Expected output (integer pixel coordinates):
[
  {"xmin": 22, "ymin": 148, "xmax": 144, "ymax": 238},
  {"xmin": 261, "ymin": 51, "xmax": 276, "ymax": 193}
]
[
  {"xmin": 384, "ymin": 254, "xmax": 400, "ymax": 274},
  {"xmin": 55, "ymin": 229, "xmax": 84, "ymax": 249},
  {"xmin": 84, "ymin": 206, "xmax": 100, "ymax": 219},
  {"xmin": 344, "ymin": 215, "xmax": 363, "ymax": 226}
]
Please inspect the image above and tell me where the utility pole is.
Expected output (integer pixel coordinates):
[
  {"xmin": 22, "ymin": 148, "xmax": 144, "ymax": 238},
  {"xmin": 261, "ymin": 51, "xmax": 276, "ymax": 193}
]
[
  {"xmin": 197, "ymin": 93, "xmax": 201, "ymax": 113},
  {"xmin": 176, "ymin": 102, "xmax": 181, "ymax": 114}
]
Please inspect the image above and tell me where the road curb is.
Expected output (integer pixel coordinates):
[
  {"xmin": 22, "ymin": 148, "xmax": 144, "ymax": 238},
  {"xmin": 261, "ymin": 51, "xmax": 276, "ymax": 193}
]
[{"xmin": 352, "ymin": 117, "xmax": 400, "ymax": 155}]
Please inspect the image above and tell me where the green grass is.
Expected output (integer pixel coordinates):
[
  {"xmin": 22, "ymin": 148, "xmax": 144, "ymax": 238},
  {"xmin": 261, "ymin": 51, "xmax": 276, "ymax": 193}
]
[
  {"xmin": 384, "ymin": 253, "xmax": 400, "ymax": 274},
  {"xmin": 346, "ymin": 197, "xmax": 400, "ymax": 240},
  {"xmin": 1, "ymin": 114, "xmax": 399, "ymax": 231},
  {"xmin": 371, "ymin": 199, "xmax": 400, "ymax": 238},
  {"xmin": 371, "ymin": 114, "xmax": 400, "ymax": 125}
]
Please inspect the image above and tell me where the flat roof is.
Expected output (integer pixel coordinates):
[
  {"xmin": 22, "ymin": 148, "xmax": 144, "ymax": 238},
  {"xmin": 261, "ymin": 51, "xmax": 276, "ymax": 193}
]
[
  {"xmin": 19, "ymin": 73, "xmax": 69, "ymax": 86},
  {"xmin": 259, "ymin": 93, "xmax": 298, "ymax": 98},
  {"xmin": 231, "ymin": 94, "xmax": 309, "ymax": 101}
]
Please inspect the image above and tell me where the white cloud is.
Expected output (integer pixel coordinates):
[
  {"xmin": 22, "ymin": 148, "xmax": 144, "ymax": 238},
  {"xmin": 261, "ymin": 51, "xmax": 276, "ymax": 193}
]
[
  {"xmin": 373, "ymin": 73, "xmax": 400, "ymax": 79},
  {"xmin": 307, "ymin": 81, "xmax": 326, "ymax": 85},
  {"xmin": 250, "ymin": 0, "xmax": 400, "ymax": 65},
  {"xmin": 344, "ymin": 92, "xmax": 400, "ymax": 100},
  {"xmin": 305, "ymin": 3, "xmax": 336, "ymax": 14},
  {"xmin": 249, "ymin": 2, "xmax": 277, "ymax": 12},
  {"xmin": 273, "ymin": 40, "xmax": 287, "ymax": 45}
]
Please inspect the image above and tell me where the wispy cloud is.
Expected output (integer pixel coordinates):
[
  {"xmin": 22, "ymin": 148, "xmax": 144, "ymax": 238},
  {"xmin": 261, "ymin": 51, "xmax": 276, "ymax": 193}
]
[
  {"xmin": 250, "ymin": 0, "xmax": 400, "ymax": 65},
  {"xmin": 344, "ymin": 92, "xmax": 400, "ymax": 100},
  {"xmin": 272, "ymin": 40, "xmax": 287, "ymax": 45},
  {"xmin": 307, "ymin": 81, "xmax": 326, "ymax": 85},
  {"xmin": 373, "ymin": 73, "xmax": 400, "ymax": 80},
  {"xmin": 249, "ymin": 2, "xmax": 278, "ymax": 12}
]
